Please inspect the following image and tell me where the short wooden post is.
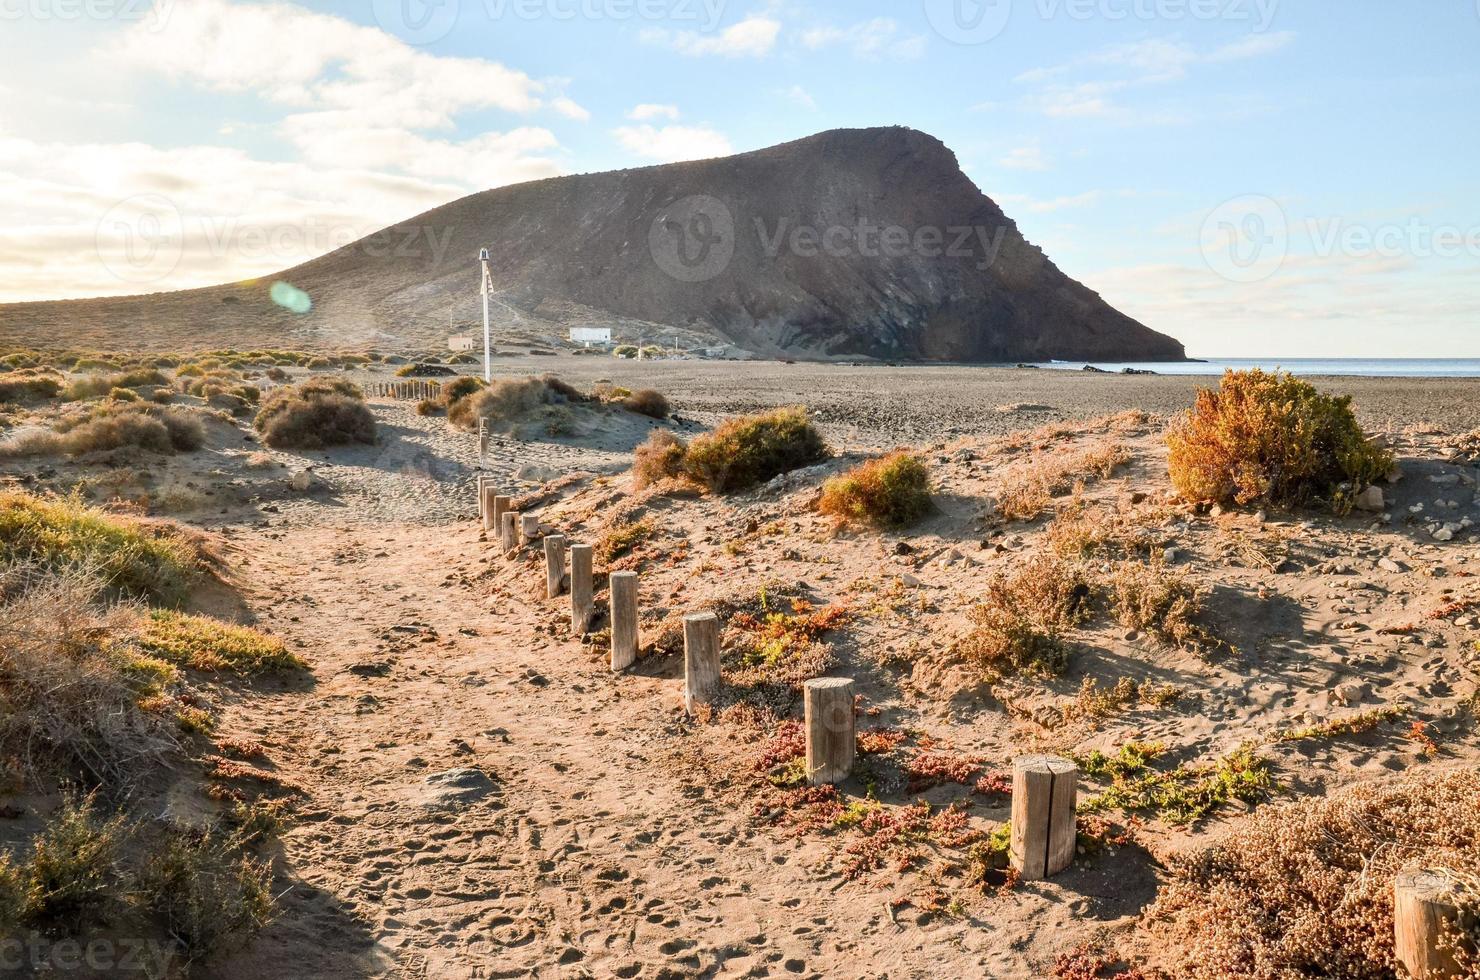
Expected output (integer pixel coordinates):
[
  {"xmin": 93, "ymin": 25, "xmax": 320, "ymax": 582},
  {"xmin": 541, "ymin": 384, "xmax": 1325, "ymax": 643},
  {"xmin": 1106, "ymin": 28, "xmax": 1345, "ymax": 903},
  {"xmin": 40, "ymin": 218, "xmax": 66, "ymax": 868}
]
[
  {"xmin": 1395, "ymin": 869, "xmax": 1469, "ymax": 979},
  {"xmin": 479, "ymin": 480, "xmax": 497, "ymax": 531},
  {"xmin": 1010, "ymin": 755, "xmax": 1078, "ymax": 881},
  {"xmin": 682, "ymin": 612, "xmax": 722, "ymax": 714},
  {"xmin": 569, "ymin": 544, "xmax": 593, "ymax": 635},
  {"xmin": 500, "ymin": 511, "xmax": 519, "ymax": 554},
  {"xmin": 544, "ymin": 534, "xmax": 567, "ymax": 599},
  {"xmin": 492, "ymin": 495, "xmax": 511, "ymax": 536},
  {"xmin": 803, "ymin": 678, "xmax": 855, "ymax": 784},
  {"xmin": 609, "ymin": 570, "xmax": 639, "ymax": 672},
  {"xmin": 519, "ymin": 513, "xmax": 540, "ymax": 545}
]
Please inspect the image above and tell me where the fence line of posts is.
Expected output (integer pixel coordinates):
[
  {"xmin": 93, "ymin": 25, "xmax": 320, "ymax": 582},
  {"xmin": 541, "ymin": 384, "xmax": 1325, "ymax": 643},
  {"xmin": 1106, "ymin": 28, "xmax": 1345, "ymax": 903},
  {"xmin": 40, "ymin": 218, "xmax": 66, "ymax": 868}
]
[
  {"xmin": 366, "ymin": 379, "xmax": 444, "ymax": 400},
  {"xmin": 470, "ymin": 475, "xmax": 1473, "ymax": 973}
]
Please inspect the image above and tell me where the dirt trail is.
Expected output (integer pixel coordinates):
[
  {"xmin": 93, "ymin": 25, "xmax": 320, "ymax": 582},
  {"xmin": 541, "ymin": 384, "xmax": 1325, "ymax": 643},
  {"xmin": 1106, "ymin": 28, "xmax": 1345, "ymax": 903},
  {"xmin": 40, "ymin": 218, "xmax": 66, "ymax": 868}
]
[{"xmin": 206, "ymin": 521, "xmax": 1045, "ymax": 980}]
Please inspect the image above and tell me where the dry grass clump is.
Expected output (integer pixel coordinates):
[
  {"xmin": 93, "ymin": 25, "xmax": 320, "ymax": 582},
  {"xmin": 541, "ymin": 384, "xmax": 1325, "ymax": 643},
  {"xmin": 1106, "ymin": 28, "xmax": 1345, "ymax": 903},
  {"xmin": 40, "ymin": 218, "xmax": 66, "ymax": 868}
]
[
  {"xmin": 138, "ymin": 610, "xmax": 304, "ymax": 674},
  {"xmin": 63, "ymin": 369, "xmax": 169, "ymax": 401},
  {"xmin": 1131, "ymin": 767, "xmax": 1480, "ymax": 978},
  {"xmin": 25, "ymin": 404, "xmax": 208, "ymax": 456},
  {"xmin": 1108, "ymin": 559, "xmax": 1220, "ymax": 652},
  {"xmin": 1046, "ymin": 500, "xmax": 1159, "ymax": 560},
  {"xmin": 818, "ymin": 451, "xmax": 933, "ymax": 529},
  {"xmin": 596, "ymin": 518, "xmax": 655, "ymax": 566},
  {"xmin": 632, "ymin": 430, "xmax": 688, "ymax": 490},
  {"xmin": 623, "ymin": 389, "xmax": 670, "ymax": 419},
  {"xmin": 1166, "ymin": 369, "xmax": 1394, "ymax": 511},
  {"xmin": 137, "ymin": 824, "xmax": 274, "ymax": 961},
  {"xmin": 0, "ymin": 492, "xmax": 202, "ymax": 604},
  {"xmin": 954, "ymin": 553, "xmax": 1095, "ymax": 679},
  {"xmin": 0, "ymin": 369, "xmax": 62, "ymax": 403},
  {"xmin": 253, "ymin": 378, "xmax": 375, "ymax": 449},
  {"xmin": 995, "ymin": 441, "xmax": 1131, "ymax": 522},
  {"xmin": 682, "ymin": 406, "xmax": 829, "ymax": 493},
  {"xmin": 449, "ymin": 375, "xmax": 584, "ymax": 431}
]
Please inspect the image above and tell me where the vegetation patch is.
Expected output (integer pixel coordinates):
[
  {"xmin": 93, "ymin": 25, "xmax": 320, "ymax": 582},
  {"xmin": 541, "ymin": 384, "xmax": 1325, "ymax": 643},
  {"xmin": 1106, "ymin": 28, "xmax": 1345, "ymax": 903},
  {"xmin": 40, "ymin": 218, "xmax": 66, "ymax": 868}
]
[
  {"xmin": 595, "ymin": 517, "xmax": 655, "ymax": 566},
  {"xmin": 818, "ymin": 451, "xmax": 933, "ymax": 529},
  {"xmin": 995, "ymin": 441, "xmax": 1131, "ymax": 522},
  {"xmin": 1077, "ymin": 742, "xmax": 1275, "ymax": 826},
  {"xmin": 138, "ymin": 610, "xmax": 305, "ymax": 674},
  {"xmin": 1107, "ymin": 559, "xmax": 1220, "ymax": 652},
  {"xmin": 632, "ymin": 429, "xmax": 689, "ymax": 490},
  {"xmin": 682, "ymin": 406, "xmax": 829, "ymax": 493},
  {"xmin": 623, "ymin": 389, "xmax": 670, "ymax": 419},
  {"xmin": 1166, "ymin": 368, "xmax": 1394, "ymax": 510},
  {"xmin": 254, "ymin": 378, "xmax": 375, "ymax": 449}
]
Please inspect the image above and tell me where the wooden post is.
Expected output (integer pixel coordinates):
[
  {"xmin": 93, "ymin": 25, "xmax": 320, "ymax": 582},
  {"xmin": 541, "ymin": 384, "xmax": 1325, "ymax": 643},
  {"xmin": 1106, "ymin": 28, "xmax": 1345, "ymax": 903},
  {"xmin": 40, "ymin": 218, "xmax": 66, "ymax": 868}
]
[
  {"xmin": 1395, "ymin": 869, "xmax": 1469, "ymax": 979},
  {"xmin": 500, "ymin": 511, "xmax": 519, "ymax": 554},
  {"xmin": 803, "ymin": 678, "xmax": 855, "ymax": 784},
  {"xmin": 544, "ymin": 534, "xmax": 567, "ymax": 599},
  {"xmin": 479, "ymin": 480, "xmax": 497, "ymax": 532},
  {"xmin": 569, "ymin": 544, "xmax": 593, "ymax": 635},
  {"xmin": 682, "ymin": 612, "xmax": 722, "ymax": 714},
  {"xmin": 1010, "ymin": 756, "xmax": 1078, "ymax": 881},
  {"xmin": 492, "ymin": 495, "xmax": 511, "ymax": 537},
  {"xmin": 519, "ymin": 513, "xmax": 540, "ymax": 545},
  {"xmin": 609, "ymin": 570, "xmax": 639, "ymax": 672}
]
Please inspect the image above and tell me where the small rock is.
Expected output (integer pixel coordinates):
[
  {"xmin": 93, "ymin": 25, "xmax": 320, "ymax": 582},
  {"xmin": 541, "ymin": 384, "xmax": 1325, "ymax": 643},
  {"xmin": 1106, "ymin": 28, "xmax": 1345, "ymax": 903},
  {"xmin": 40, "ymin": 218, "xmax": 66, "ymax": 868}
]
[
  {"xmin": 1162, "ymin": 547, "xmax": 1179, "ymax": 564},
  {"xmin": 1354, "ymin": 485, "xmax": 1385, "ymax": 512},
  {"xmin": 289, "ymin": 469, "xmax": 313, "ymax": 492},
  {"xmin": 1434, "ymin": 527, "xmax": 1455, "ymax": 542},
  {"xmin": 1377, "ymin": 557, "xmax": 1405, "ymax": 574},
  {"xmin": 893, "ymin": 541, "xmax": 914, "ymax": 556},
  {"xmin": 1332, "ymin": 681, "xmax": 1368, "ymax": 706}
]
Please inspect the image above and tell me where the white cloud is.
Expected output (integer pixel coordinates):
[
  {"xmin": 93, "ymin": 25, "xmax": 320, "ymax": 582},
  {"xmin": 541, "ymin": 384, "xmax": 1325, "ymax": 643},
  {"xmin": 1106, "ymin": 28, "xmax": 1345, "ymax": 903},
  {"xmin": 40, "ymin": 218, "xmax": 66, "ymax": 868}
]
[
  {"xmin": 1208, "ymin": 31, "xmax": 1297, "ymax": 63},
  {"xmin": 801, "ymin": 18, "xmax": 925, "ymax": 60},
  {"xmin": 642, "ymin": 16, "xmax": 780, "ymax": 58},
  {"xmin": 612, "ymin": 124, "xmax": 732, "ymax": 163},
  {"xmin": 628, "ymin": 104, "xmax": 682, "ymax": 121},
  {"xmin": 780, "ymin": 85, "xmax": 817, "ymax": 110},
  {"xmin": 999, "ymin": 142, "xmax": 1048, "ymax": 171}
]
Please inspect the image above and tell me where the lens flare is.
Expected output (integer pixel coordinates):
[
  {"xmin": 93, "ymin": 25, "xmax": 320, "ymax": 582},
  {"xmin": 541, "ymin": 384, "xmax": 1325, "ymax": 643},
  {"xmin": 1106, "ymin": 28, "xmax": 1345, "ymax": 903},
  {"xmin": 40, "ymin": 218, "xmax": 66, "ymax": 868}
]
[{"xmin": 269, "ymin": 281, "xmax": 312, "ymax": 314}]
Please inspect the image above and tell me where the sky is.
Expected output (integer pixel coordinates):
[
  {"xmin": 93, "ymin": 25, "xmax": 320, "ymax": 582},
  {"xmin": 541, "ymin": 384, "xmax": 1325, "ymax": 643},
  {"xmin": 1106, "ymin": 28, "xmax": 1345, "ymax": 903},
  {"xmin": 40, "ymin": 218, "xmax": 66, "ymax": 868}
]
[{"xmin": 0, "ymin": 0, "xmax": 1477, "ymax": 357}]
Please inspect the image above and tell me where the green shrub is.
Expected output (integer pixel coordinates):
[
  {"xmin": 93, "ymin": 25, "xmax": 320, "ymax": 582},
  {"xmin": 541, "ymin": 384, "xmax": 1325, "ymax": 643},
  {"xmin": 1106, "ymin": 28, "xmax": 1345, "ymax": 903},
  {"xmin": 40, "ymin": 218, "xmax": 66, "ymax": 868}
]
[
  {"xmin": 253, "ymin": 380, "xmax": 374, "ymax": 449},
  {"xmin": 138, "ymin": 828, "xmax": 273, "ymax": 962},
  {"xmin": 0, "ymin": 492, "xmax": 202, "ymax": 603},
  {"xmin": 612, "ymin": 345, "xmax": 638, "ymax": 358},
  {"xmin": 1166, "ymin": 369, "xmax": 1394, "ymax": 510},
  {"xmin": 818, "ymin": 451, "xmax": 932, "ymax": 528},
  {"xmin": 138, "ymin": 610, "xmax": 304, "ymax": 674},
  {"xmin": 0, "ymin": 794, "xmax": 127, "ymax": 927},
  {"xmin": 682, "ymin": 406, "xmax": 828, "ymax": 493}
]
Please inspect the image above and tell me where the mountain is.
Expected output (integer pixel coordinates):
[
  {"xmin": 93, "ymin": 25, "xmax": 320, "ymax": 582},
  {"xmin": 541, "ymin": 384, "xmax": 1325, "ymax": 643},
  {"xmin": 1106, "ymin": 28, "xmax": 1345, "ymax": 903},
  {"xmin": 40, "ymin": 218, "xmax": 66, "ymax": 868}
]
[{"xmin": 0, "ymin": 127, "xmax": 1184, "ymax": 361}]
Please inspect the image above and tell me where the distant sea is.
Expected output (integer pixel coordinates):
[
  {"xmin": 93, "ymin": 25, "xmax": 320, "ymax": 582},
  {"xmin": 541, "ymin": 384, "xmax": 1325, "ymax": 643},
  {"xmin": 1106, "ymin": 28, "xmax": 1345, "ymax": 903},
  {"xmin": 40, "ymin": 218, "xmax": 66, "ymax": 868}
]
[{"xmin": 1028, "ymin": 357, "xmax": 1480, "ymax": 378}]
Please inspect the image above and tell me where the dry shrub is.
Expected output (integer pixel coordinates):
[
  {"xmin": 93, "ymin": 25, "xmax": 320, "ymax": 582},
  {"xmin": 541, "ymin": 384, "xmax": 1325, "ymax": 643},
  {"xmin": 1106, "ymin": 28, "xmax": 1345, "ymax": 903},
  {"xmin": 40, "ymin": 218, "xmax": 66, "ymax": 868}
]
[
  {"xmin": 0, "ymin": 793, "xmax": 128, "ymax": 928},
  {"xmin": 0, "ymin": 565, "xmax": 177, "ymax": 785},
  {"xmin": 1166, "ymin": 369, "xmax": 1394, "ymax": 510},
  {"xmin": 1132, "ymin": 767, "xmax": 1480, "ymax": 979},
  {"xmin": 955, "ymin": 554, "xmax": 1090, "ymax": 679},
  {"xmin": 437, "ymin": 375, "xmax": 485, "ymax": 408},
  {"xmin": 623, "ymin": 389, "xmax": 670, "ymax": 419},
  {"xmin": 1108, "ymin": 559, "xmax": 1218, "ymax": 652},
  {"xmin": 0, "ymin": 370, "xmax": 61, "ymax": 403},
  {"xmin": 63, "ymin": 369, "xmax": 168, "ymax": 401},
  {"xmin": 682, "ymin": 406, "xmax": 828, "ymax": 493},
  {"xmin": 138, "ymin": 826, "xmax": 273, "ymax": 962},
  {"xmin": 632, "ymin": 430, "xmax": 688, "ymax": 490},
  {"xmin": 449, "ymin": 376, "xmax": 561, "ymax": 430},
  {"xmin": 253, "ymin": 379, "xmax": 374, "ymax": 449},
  {"xmin": 1047, "ymin": 499, "xmax": 1160, "ymax": 560},
  {"xmin": 818, "ymin": 451, "xmax": 933, "ymax": 529},
  {"xmin": 995, "ymin": 441, "xmax": 1131, "ymax": 522}
]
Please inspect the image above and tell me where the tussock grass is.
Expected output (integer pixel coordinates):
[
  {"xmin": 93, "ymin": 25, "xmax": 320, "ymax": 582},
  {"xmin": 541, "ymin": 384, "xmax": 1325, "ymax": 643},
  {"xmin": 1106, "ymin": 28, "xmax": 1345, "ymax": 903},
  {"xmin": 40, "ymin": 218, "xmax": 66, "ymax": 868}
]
[
  {"xmin": 623, "ymin": 389, "xmax": 670, "ymax": 419},
  {"xmin": 0, "ymin": 370, "xmax": 61, "ymax": 403},
  {"xmin": 449, "ymin": 375, "xmax": 581, "ymax": 431},
  {"xmin": 1167, "ymin": 368, "xmax": 1394, "ymax": 511},
  {"xmin": 682, "ymin": 406, "xmax": 828, "ymax": 493},
  {"xmin": 63, "ymin": 369, "xmax": 169, "ymax": 401},
  {"xmin": 0, "ymin": 492, "xmax": 202, "ymax": 604},
  {"xmin": 632, "ymin": 430, "xmax": 688, "ymax": 490},
  {"xmin": 818, "ymin": 451, "xmax": 932, "ymax": 529},
  {"xmin": 253, "ymin": 378, "xmax": 374, "ymax": 449},
  {"xmin": 138, "ymin": 611, "xmax": 304, "ymax": 674}
]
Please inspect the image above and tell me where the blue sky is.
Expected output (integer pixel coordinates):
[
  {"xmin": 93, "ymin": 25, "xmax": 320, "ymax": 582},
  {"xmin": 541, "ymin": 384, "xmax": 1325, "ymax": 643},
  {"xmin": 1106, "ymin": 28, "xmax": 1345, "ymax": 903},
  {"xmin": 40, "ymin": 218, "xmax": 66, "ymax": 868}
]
[{"xmin": 1, "ymin": 0, "xmax": 1477, "ymax": 355}]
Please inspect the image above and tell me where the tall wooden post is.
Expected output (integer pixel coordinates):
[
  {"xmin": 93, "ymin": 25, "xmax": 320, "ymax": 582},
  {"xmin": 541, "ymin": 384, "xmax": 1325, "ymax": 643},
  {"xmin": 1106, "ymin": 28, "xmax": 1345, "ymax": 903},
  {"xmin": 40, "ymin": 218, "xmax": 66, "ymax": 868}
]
[
  {"xmin": 1395, "ymin": 870, "xmax": 1469, "ymax": 979},
  {"xmin": 1010, "ymin": 756, "xmax": 1078, "ymax": 881},
  {"xmin": 609, "ymin": 570, "xmax": 639, "ymax": 672},
  {"xmin": 544, "ymin": 534, "xmax": 567, "ymax": 599},
  {"xmin": 682, "ymin": 612, "xmax": 722, "ymax": 714},
  {"xmin": 519, "ymin": 513, "xmax": 540, "ymax": 545},
  {"xmin": 569, "ymin": 544, "xmax": 593, "ymax": 635},
  {"xmin": 480, "ymin": 480, "xmax": 497, "ymax": 532},
  {"xmin": 803, "ymin": 678, "xmax": 855, "ymax": 784},
  {"xmin": 492, "ymin": 495, "xmax": 511, "ymax": 537},
  {"xmin": 500, "ymin": 511, "xmax": 519, "ymax": 554}
]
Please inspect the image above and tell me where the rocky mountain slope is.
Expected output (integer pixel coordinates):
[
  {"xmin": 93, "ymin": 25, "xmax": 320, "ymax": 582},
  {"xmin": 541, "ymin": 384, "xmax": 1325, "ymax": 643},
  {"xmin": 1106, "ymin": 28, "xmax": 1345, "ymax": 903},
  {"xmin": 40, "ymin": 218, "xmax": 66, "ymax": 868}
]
[{"xmin": 0, "ymin": 127, "xmax": 1184, "ymax": 361}]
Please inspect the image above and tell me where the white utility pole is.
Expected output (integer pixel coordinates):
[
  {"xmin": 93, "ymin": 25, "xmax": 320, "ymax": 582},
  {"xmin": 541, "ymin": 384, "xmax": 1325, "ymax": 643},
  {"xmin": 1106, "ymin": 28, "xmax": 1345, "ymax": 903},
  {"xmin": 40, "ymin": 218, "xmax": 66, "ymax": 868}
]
[{"xmin": 478, "ymin": 247, "xmax": 493, "ymax": 383}]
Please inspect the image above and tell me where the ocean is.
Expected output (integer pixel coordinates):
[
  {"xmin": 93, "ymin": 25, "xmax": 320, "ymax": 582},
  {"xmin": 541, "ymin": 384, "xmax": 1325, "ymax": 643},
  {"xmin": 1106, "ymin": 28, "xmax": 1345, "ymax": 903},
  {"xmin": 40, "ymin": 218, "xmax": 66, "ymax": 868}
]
[{"xmin": 1028, "ymin": 358, "xmax": 1480, "ymax": 378}]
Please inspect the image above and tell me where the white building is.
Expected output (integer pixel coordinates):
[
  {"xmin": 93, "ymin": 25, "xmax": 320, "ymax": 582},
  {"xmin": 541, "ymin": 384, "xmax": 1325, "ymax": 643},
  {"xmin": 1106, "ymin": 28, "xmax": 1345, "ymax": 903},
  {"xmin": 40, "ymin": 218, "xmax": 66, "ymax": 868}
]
[
  {"xmin": 448, "ymin": 334, "xmax": 476, "ymax": 351},
  {"xmin": 569, "ymin": 326, "xmax": 613, "ymax": 347}
]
